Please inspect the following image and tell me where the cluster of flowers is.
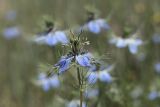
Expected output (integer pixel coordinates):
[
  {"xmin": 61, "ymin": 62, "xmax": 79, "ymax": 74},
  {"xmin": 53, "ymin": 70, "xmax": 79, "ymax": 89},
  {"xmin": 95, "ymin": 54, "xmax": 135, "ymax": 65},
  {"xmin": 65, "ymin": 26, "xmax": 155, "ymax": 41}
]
[{"xmin": 2, "ymin": 9, "xmax": 160, "ymax": 106}]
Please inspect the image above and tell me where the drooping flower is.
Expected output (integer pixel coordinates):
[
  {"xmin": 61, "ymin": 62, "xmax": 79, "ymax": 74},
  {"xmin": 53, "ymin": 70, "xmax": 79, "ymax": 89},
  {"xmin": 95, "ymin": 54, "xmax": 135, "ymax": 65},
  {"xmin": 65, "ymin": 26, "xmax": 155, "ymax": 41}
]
[
  {"xmin": 34, "ymin": 31, "xmax": 68, "ymax": 46},
  {"xmin": 109, "ymin": 36, "xmax": 143, "ymax": 54},
  {"xmin": 2, "ymin": 26, "xmax": 21, "ymax": 40},
  {"xmin": 86, "ymin": 19, "xmax": 110, "ymax": 34},
  {"xmin": 36, "ymin": 73, "xmax": 60, "ymax": 91}
]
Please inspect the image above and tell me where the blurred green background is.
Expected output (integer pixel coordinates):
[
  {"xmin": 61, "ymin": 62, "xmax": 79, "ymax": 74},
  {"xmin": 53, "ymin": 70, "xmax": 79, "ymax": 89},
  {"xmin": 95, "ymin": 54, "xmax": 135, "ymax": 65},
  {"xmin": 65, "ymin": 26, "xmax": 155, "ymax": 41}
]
[{"xmin": 0, "ymin": 0, "xmax": 160, "ymax": 107}]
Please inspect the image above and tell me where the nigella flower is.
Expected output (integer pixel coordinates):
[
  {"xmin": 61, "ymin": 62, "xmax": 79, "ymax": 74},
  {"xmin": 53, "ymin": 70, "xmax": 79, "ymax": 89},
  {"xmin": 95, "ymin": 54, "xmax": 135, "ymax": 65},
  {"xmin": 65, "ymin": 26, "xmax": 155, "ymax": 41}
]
[
  {"xmin": 76, "ymin": 53, "xmax": 92, "ymax": 67},
  {"xmin": 36, "ymin": 73, "xmax": 60, "ymax": 91},
  {"xmin": 87, "ymin": 65, "xmax": 114, "ymax": 84},
  {"xmin": 55, "ymin": 56, "xmax": 73, "ymax": 74},
  {"xmin": 55, "ymin": 53, "xmax": 93, "ymax": 74},
  {"xmin": 109, "ymin": 36, "xmax": 143, "ymax": 54},
  {"xmin": 148, "ymin": 91, "xmax": 160, "ymax": 101},
  {"xmin": 154, "ymin": 62, "xmax": 160, "ymax": 73},
  {"xmin": 34, "ymin": 31, "xmax": 68, "ymax": 46},
  {"xmin": 67, "ymin": 100, "xmax": 86, "ymax": 107},
  {"xmin": 86, "ymin": 19, "xmax": 110, "ymax": 34},
  {"xmin": 152, "ymin": 33, "xmax": 160, "ymax": 44},
  {"xmin": 2, "ymin": 26, "xmax": 21, "ymax": 40}
]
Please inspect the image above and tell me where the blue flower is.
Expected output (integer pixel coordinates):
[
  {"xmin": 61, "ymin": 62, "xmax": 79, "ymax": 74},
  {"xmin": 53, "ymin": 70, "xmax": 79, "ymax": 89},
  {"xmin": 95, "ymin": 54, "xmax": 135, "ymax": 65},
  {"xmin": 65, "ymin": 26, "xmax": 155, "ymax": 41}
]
[
  {"xmin": 152, "ymin": 33, "xmax": 160, "ymax": 44},
  {"xmin": 55, "ymin": 56, "xmax": 73, "ymax": 74},
  {"xmin": 87, "ymin": 19, "xmax": 110, "ymax": 34},
  {"xmin": 76, "ymin": 53, "xmax": 92, "ymax": 67},
  {"xmin": 3, "ymin": 26, "xmax": 21, "ymax": 40},
  {"xmin": 55, "ymin": 53, "xmax": 93, "ymax": 74},
  {"xmin": 148, "ymin": 91, "xmax": 159, "ymax": 101},
  {"xmin": 154, "ymin": 62, "xmax": 160, "ymax": 73},
  {"xmin": 37, "ymin": 73, "xmax": 60, "ymax": 91},
  {"xmin": 34, "ymin": 31, "xmax": 68, "ymax": 46},
  {"xmin": 109, "ymin": 36, "xmax": 143, "ymax": 54}
]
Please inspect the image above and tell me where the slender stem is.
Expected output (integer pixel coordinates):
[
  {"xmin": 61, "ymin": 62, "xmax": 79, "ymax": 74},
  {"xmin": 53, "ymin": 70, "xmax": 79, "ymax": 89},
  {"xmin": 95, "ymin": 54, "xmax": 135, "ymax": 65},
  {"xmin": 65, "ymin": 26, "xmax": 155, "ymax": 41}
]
[
  {"xmin": 80, "ymin": 88, "xmax": 83, "ymax": 107},
  {"xmin": 77, "ymin": 67, "xmax": 83, "ymax": 107},
  {"xmin": 77, "ymin": 67, "xmax": 81, "ymax": 87}
]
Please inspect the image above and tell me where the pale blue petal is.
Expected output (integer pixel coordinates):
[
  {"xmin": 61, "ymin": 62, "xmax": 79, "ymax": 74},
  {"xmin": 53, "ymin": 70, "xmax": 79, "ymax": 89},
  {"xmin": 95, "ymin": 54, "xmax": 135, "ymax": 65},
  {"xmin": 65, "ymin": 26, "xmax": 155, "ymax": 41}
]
[
  {"xmin": 88, "ymin": 21, "xmax": 101, "ymax": 34},
  {"xmin": 116, "ymin": 39, "xmax": 127, "ymax": 48},
  {"xmin": 76, "ymin": 54, "xmax": 92, "ymax": 67},
  {"xmin": 96, "ymin": 19, "xmax": 110, "ymax": 30},
  {"xmin": 42, "ymin": 79, "xmax": 50, "ymax": 91},
  {"xmin": 128, "ymin": 44, "xmax": 138, "ymax": 54},
  {"xmin": 99, "ymin": 71, "xmax": 112, "ymax": 83},
  {"xmin": 49, "ymin": 75, "xmax": 60, "ymax": 88},
  {"xmin": 55, "ymin": 56, "xmax": 73, "ymax": 74},
  {"xmin": 34, "ymin": 36, "xmax": 46, "ymax": 44},
  {"xmin": 45, "ymin": 33, "xmax": 58, "ymax": 46},
  {"xmin": 87, "ymin": 73, "xmax": 98, "ymax": 84},
  {"xmin": 55, "ymin": 31, "xmax": 68, "ymax": 44}
]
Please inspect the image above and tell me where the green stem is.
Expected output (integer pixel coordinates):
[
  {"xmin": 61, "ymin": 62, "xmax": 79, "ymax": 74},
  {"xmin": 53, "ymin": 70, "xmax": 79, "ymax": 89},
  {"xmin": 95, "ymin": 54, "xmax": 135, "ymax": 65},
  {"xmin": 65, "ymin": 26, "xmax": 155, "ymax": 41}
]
[{"xmin": 77, "ymin": 67, "xmax": 83, "ymax": 107}]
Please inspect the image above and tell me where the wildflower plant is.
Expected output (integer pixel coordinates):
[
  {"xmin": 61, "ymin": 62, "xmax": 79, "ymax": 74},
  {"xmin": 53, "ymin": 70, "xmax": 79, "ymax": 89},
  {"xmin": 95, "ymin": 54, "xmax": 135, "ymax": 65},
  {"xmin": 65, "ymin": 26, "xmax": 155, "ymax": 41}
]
[
  {"xmin": 83, "ymin": 11, "xmax": 110, "ymax": 34},
  {"xmin": 49, "ymin": 30, "xmax": 106, "ymax": 107}
]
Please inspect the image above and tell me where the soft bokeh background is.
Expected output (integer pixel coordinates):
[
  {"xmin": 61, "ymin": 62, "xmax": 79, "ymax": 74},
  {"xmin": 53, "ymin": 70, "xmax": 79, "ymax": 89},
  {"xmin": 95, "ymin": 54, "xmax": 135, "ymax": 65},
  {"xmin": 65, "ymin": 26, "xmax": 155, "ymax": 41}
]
[{"xmin": 0, "ymin": 0, "xmax": 160, "ymax": 107}]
